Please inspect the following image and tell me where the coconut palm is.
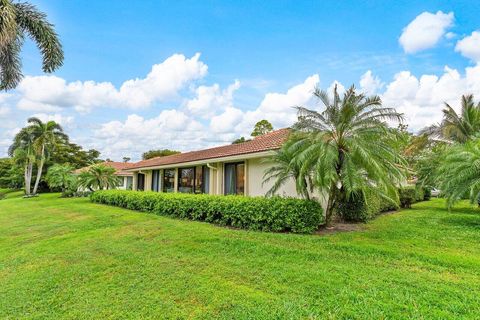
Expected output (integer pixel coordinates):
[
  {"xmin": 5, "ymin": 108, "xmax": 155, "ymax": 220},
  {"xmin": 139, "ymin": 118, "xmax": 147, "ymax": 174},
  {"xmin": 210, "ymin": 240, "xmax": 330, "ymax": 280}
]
[
  {"xmin": 77, "ymin": 164, "xmax": 120, "ymax": 191},
  {"xmin": 8, "ymin": 126, "xmax": 36, "ymax": 195},
  {"xmin": 28, "ymin": 117, "xmax": 68, "ymax": 195},
  {"xmin": 46, "ymin": 163, "xmax": 75, "ymax": 197},
  {"xmin": 421, "ymin": 95, "xmax": 480, "ymax": 143},
  {"xmin": 290, "ymin": 85, "xmax": 406, "ymax": 225},
  {"xmin": 436, "ymin": 139, "xmax": 480, "ymax": 209},
  {"xmin": 263, "ymin": 137, "xmax": 312, "ymax": 200},
  {"xmin": 0, "ymin": 0, "xmax": 63, "ymax": 90}
]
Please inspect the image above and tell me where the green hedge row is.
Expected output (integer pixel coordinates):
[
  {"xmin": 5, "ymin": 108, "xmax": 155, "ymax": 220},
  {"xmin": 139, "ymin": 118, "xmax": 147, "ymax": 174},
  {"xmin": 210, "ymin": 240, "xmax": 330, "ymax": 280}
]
[
  {"xmin": 339, "ymin": 185, "xmax": 428, "ymax": 222},
  {"xmin": 90, "ymin": 190, "xmax": 324, "ymax": 234}
]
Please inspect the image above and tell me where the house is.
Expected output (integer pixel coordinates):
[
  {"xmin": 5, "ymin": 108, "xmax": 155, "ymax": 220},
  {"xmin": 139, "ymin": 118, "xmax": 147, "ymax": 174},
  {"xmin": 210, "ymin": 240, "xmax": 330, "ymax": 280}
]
[
  {"xmin": 126, "ymin": 128, "xmax": 301, "ymax": 197},
  {"xmin": 74, "ymin": 161, "xmax": 134, "ymax": 190}
]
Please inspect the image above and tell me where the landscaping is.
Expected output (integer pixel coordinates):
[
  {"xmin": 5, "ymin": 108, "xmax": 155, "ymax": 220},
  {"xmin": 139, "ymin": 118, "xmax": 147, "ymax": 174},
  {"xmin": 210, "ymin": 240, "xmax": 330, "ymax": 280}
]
[{"xmin": 1, "ymin": 193, "xmax": 479, "ymax": 319}]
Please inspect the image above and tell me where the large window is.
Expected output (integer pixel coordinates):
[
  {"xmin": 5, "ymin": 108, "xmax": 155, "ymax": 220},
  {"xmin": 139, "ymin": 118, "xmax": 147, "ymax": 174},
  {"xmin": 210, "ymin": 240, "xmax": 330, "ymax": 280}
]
[
  {"xmin": 224, "ymin": 162, "xmax": 245, "ymax": 195},
  {"xmin": 126, "ymin": 176, "xmax": 133, "ymax": 190},
  {"xmin": 163, "ymin": 169, "xmax": 175, "ymax": 193},
  {"xmin": 152, "ymin": 170, "xmax": 160, "ymax": 192},
  {"xmin": 178, "ymin": 167, "xmax": 195, "ymax": 193},
  {"xmin": 137, "ymin": 173, "xmax": 145, "ymax": 191}
]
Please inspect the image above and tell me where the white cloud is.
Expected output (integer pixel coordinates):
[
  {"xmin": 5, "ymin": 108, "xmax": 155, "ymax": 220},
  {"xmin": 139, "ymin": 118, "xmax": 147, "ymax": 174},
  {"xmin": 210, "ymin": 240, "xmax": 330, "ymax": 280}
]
[
  {"xmin": 360, "ymin": 70, "xmax": 383, "ymax": 95},
  {"xmin": 30, "ymin": 113, "xmax": 75, "ymax": 129},
  {"xmin": 399, "ymin": 11, "xmax": 454, "ymax": 53},
  {"xmin": 185, "ymin": 80, "xmax": 240, "ymax": 118},
  {"xmin": 455, "ymin": 31, "xmax": 480, "ymax": 62},
  {"xmin": 16, "ymin": 53, "xmax": 208, "ymax": 113},
  {"xmin": 0, "ymin": 107, "xmax": 10, "ymax": 117}
]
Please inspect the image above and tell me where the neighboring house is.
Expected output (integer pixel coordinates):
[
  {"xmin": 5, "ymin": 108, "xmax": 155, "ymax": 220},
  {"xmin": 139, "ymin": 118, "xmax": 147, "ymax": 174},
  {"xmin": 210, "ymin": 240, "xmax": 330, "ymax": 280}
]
[
  {"xmin": 74, "ymin": 161, "xmax": 134, "ymax": 190},
  {"xmin": 126, "ymin": 129, "xmax": 301, "ymax": 197}
]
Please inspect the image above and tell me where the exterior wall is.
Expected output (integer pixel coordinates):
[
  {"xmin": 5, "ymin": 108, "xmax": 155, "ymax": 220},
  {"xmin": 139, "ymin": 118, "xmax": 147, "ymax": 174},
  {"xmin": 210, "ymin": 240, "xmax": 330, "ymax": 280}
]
[{"xmin": 246, "ymin": 157, "xmax": 299, "ymax": 197}]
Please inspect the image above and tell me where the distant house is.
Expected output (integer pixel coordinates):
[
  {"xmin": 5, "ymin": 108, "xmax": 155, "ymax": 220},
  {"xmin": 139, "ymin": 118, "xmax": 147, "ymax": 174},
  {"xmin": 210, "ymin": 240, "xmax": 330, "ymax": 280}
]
[
  {"xmin": 126, "ymin": 129, "xmax": 301, "ymax": 197},
  {"xmin": 74, "ymin": 161, "xmax": 134, "ymax": 190}
]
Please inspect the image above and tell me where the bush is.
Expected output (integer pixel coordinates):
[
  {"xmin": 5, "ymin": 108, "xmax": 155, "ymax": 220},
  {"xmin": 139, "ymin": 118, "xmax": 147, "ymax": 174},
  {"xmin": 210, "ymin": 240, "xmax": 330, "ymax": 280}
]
[
  {"xmin": 415, "ymin": 185, "xmax": 425, "ymax": 202},
  {"xmin": 90, "ymin": 190, "xmax": 324, "ymax": 234},
  {"xmin": 398, "ymin": 186, "xmax": 416, "ymax": 208},
  {"xmin": 379, "ymin": 196, "xmax": 400, "ymax": 212},
  {"xmin": 338, "ymin": 190, "xmax": 381, "ymax": 222},
  {"xmin": 423, "ymin": 187, "xmax": 431, "ymax": 201}
]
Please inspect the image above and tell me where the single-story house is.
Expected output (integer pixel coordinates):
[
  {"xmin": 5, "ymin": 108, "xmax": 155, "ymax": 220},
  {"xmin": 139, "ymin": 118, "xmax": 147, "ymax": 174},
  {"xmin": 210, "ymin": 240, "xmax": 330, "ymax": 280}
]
[
  {"xmin": 126, "ymin": 128, "xmax": 302, "ymax": 197},
  {"xmin": 74, "ymin": 161, "xmax": 134, "ymax": 190}
]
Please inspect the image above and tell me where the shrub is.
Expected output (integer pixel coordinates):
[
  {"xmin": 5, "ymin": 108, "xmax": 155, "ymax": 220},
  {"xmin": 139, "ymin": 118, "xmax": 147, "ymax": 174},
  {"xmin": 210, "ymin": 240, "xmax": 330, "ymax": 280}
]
[
  {"xmin": 90, "ymin": 190, "xmax": 324, "ymax": 234},
  {"xmin": 423, "ymin": 188, "xmax": 431, "ymax": 201},
  {"xmin": 415, "ymin": 185, "xmax": 425, "ymax": 202},
  {"xmin": 379, "ymin": 196, "xmax": 400, "ymax": 212},
  {"xmin": 338, "ymin": 190, "xmax": 381, "ymax": 222},
  {"xmin": 398, "ymin": 186, "xmax": 416, "ymax": 208}
]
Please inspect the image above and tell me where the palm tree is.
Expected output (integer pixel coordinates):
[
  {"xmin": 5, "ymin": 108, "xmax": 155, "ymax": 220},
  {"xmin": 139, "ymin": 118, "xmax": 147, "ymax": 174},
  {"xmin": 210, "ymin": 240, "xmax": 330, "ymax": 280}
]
[
  {"xmin": 263, "ymin": 137, "xmax": 312, "ymax": 200},
  {"xmin": 77, "ymin": 164, "xmax": 120, "ymax": 191},
  {"xmin": 420, "ymin": 95, "xmax": 480, "ymax": 143},
  {"xmin": 0, "ymin": 0, "xmax": 63, "ymax": 90},
  {"xmin": 28, "ymin": 117, "xmax": 68, "ymax": 195},
  {"xmin": 46, "ymin": 163, "xmax": 75, "ymax": 197},
  {"xmin": 8, "ymin": 126, "xmax": 36, "ymax": 195},
  {"xmin": 289, "ymin": 85, "xmax": 406, "ymax": 225},
  {"xmin": 436, "ymin": 139, "xmax": 480, "ymax": 209}
]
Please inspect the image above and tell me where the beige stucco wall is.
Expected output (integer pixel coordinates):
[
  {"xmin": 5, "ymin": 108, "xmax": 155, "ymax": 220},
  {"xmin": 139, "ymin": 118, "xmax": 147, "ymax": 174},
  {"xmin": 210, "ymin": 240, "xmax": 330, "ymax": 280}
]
[{"xmin": 246, "ymin": 157, "xmax": 299, "ymax": 197}]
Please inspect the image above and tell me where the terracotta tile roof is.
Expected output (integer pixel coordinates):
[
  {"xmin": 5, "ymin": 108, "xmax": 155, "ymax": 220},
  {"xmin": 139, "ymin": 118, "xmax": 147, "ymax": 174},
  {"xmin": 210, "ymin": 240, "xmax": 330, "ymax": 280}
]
[
  {"xmin": 74, "ymin": 161, "xmax": 134, "ymax": 176},
  {"xmin": 128, "ymin": 128, "xmax": 290, "ymax": 170}
]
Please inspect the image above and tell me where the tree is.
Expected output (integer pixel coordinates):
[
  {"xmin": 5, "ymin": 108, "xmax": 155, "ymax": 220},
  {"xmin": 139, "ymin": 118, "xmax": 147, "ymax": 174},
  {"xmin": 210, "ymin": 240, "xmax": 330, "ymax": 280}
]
[
  {"xmin": 232, "ymin": 137, "xmax": 251, "ymax": 144},
  {"xmin": 77, "ymin": 164, "xmax": 119, "ymax": 191},
  {"xmin": 263, "ymin": 138, "xmax": 312, "ymax": 200},
  {"xmin": 49, "ymin": 142, "xmax": 101, "ymax": 169},
  {"xmin": 0, "ymin": 0, "xmax": 63, "ymax": 90},
  {"xmin": 0, "ymin": 157, "xmax": 23, "ymax": 188},
  {"xmin": 8, "ymin": 126, "xmax": 36, "ymax": 195},
  {"xmin": 286, "ymin": 85, "xmax": 406, "ymax": 225},
  {"xmin": 251, "ymin": 120, "xmax": 273, "ymax": 137},
  {"xmin": 437, "ymin": 139, "xmax": 480, "ymax": 209},
  {"xmin": 420, "ymin": 95, "xmax": 480, "ymax": 143},
  {"xmin": 46, "ymin": 163, "xmax": 75, "ymax": 197},
  {"xmin": 142, "ymin": 149, "xmax": 180, "ymax": 160},
  {"xmin": 28, "ymin": 117, "xmax": 68, "ymax": 195},
  {"xmin": 122, "ymin": 157, "xmax": 131, "ymax": 163}
]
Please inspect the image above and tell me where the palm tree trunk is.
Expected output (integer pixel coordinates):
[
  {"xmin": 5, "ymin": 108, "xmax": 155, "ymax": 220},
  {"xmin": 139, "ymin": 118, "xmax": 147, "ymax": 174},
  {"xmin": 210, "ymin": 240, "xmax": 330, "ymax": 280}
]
[
  {"xmin": 324, "ymin": 183, "xmax": 337, "ymax": 226},
  {"xmin": 24, "ymin": 163, "xmax": 31, "ymax": 195},
  {"xmin": 32, "ymin": 144, "xmax": 45, "ymax": 195}
]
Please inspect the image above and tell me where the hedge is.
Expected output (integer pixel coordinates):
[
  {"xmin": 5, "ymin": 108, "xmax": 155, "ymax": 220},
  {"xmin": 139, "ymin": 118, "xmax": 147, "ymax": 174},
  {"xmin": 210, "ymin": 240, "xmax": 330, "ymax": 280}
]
[{"xmin": 90, "ymin": 190, "xmax": 324, "ymax": 234}]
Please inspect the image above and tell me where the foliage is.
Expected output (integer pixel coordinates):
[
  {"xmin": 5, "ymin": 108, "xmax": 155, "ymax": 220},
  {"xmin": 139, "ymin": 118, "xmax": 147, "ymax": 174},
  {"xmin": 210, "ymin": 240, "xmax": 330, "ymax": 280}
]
[
  {"xmin": 122, "ymin": 157, "xmax": 131, "ymax": 163},
  {"xmin": 45, "ymin": 163, "xmax": 76, "ymax": 197},
  {"xmin": 8, "ymin": 126, "xmax": 36, "ymax": 195},
  {"xmin": 0, "ymin": 158, "xmax": 22, "ymax": 188},
  {"xmin": 0, "ymin": 0, "xmax": 63, "ymax": 90},
  {"xmin": 398, "ymin": 186, "xmax": 416, "ymax": 208},
  {"xmin": 142, "ymin": 149, "xmax": 180, "ymax": 160},
  {"xmin": 48, "ymin": 142, "xmax": 101, "ymax": 169},
  {"xmin": 415, "ymin": 184, "xmax": 425, "ymax": 202},
  {"xmin": 263, "ymin": 137, "xmax": 313, "ymax": 200},
  {"xmin": 251, "ymin": 119, "xmax": 274, "ymax": 137},
  {"xmin": 415, "ymin": 142, "xmax": 447, "ymax": 190},
  {"xmin": 90, "ymin": 190, "xmax": 324, "ymax": 233},
  {"xmin": 337, "ymin": 189, "xmax": 381, "ymax": 222},
  {"xmin": 284, "ymin": 85, "xmax": 406, "ymax": 225},
  {"xmin": 421, "ymin": 94, "xmax": 480, "ymax": 143},
  {"xmin": 436, "ymin": 139, "xmax": 480, "ymax": 209},
  {"xmin": 231, "ymin": 136, "xmax": 251, "ymax": 144},
  {"xmin": 77, "ymin": 164, "xmax": 119, "ymax": 191}
]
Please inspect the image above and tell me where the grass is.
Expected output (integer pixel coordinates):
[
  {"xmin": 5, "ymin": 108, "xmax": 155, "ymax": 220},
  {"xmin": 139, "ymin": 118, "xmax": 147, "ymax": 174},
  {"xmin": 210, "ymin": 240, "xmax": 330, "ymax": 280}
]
[{"xmin": 0, "ymin": 194, "xmax": 479, "ymax": 319}]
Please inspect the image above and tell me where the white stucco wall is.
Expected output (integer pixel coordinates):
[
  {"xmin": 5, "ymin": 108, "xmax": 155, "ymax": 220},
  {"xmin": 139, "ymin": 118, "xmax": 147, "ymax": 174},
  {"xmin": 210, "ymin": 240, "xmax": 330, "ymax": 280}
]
[{"xmin": 246, "ymin": 157, "xmax": 299, "ymax": 197}]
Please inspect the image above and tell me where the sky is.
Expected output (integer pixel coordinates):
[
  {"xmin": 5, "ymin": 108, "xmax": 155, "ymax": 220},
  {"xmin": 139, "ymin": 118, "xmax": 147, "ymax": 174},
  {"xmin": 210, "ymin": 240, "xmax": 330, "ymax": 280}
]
[{"xmin": 1, "ymin": 0, "xmax": 480, "ymax": 161}]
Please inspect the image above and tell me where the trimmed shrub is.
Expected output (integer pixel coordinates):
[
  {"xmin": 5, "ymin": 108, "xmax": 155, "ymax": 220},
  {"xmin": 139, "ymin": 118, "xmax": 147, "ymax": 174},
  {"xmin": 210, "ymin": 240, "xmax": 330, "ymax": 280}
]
[
  {"xmin": 379, "ymin": 197, "xmax": 400, "ymax": 212},
  {"xmin": 398, "ymin": 186, "xmax": 416, "ymax": 208},
  {"xmin": 415, "ymin": 185, "xmax": 425, "ymax": 202},
  {"xmin": 90, "ymin": 190, "xmax": 324, "ymax": 234},
  {"xmin": 338, "ymin": 190, "xmax": 381, "ymax": 222},
  {"xmin": 423, "ymin": 188, "xmax": 431, "ymax": 201}
]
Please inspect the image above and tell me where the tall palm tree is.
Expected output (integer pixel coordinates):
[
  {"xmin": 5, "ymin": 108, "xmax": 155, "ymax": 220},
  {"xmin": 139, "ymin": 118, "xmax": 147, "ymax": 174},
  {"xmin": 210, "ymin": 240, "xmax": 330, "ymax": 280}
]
[
  {"xmin": 437, "ymin": 139, "xmax": 480, "ymax": 209},
  {"xmin": 420, "ymin": 95, "xmax": 480, "ymax": 143},
  {"xmin": 0, "ymin": 0, "xmax": 63, "ymax": 90},
  {"xmin": 290, "ymin": 85, "xmax": 406, "ymax": 225},
  {"xmin": 27, "ymin": 117, "xmax": 68, "ymax": 195},
  {"xmin": 78, "ymin": 164, "xmax": 120, "ymax": 191},
  {"xmin": 263, "ymin": 137, "xmax": 312, "ymax": 200},
  {"xmin": 8, "ymin": 126, "xmax": 36, "ymax": 195}
]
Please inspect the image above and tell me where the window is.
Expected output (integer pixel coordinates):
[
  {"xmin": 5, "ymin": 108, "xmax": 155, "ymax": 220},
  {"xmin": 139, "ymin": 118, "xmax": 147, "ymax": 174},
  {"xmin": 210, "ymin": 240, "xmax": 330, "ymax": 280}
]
[
  {"xmin": 178, "ymin": 167, "xmax": 195, "ymax": 193},
  {"xmin": 126, "ymin": 176, "xmax": 133, "ymax": 190},
  {"xmin": 152, "ymin": 170, "xmax": 160, "ymax": 192},
  {"xmin": 163, "ymin": 169, "xmax": 175, "ymax": 193},
  {"xmin": 202, "ymin": 166, "xmax": 210, "ymax": 194},
  {"xmin": 224, "ymin": 162, "xmax": 245, "ymax": 195},
  {"xmin": 137, "ymin": 173, "xmax": 145, "ymax": 191}
]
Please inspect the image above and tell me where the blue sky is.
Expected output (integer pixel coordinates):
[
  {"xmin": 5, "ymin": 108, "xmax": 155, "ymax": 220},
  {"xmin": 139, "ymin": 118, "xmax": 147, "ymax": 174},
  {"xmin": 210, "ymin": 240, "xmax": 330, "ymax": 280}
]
[{"xmin": 1, "ymin": 0, "xmax": 480, "ymax": 160}]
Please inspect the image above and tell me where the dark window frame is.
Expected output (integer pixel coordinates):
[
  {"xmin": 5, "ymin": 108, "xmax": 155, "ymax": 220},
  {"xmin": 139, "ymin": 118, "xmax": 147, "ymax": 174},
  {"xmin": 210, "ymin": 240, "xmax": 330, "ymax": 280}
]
[{"xmin": 224, "ymin": 162, "xmax": 245, "ymax": 195}]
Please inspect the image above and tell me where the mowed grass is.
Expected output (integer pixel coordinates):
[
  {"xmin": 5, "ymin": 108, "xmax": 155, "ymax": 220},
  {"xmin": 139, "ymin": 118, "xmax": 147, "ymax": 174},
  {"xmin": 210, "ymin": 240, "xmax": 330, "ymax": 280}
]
[{"xmin": 0, "ymin": 194, "xmax": 479, "ymax": 319}]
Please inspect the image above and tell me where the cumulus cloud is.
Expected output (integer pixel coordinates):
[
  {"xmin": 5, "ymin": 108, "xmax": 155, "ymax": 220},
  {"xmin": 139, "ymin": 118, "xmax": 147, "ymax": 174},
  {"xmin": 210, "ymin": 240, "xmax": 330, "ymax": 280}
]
[
  {"xmin": 399, "ymin": 11, "xmax": 454, "ymax": 53},
  {"xmin": 0, "ymin": 107, "xmax": 10, "ymax": 117},
  {"xmin": 185, "ymin": 80, "xmax": 240, "ymax": 118},
  {"xmin": 360, "ymin": 70, "xmax": 383, "ymax": 95},
  {"xmin": 455, "ymin": 31, "xmax": 480, "ymax": 62},
  {"xmin": 30, "ymin": 113, "xmax": 75, "ymax": 129},
  {"xmin": 16, "ymin": 53, "xmax": 208, "ymax": 113}
]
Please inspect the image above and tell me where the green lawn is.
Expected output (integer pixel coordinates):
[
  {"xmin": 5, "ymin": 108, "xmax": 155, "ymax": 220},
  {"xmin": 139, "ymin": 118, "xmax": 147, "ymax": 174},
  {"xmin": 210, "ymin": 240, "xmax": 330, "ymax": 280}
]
[{"xmin": 0, "ymin": 194, "xmax": 479, "ymax": 319}]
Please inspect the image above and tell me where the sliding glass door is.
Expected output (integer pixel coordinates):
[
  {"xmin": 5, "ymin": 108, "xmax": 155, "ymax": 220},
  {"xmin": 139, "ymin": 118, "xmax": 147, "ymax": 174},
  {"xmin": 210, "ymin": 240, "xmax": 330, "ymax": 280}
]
[
  {"xmin": 224, "ymin": 162, "xmax": 245, "ymax": 195},
  {"xmin": 178, "ymin": 167, "xmax": 195, "ymax": 193},
  {"xmin": 163, "ymin": 169, "xmax": 175, "ymax": 192},
  {"xmin": 137, "ymin": 173, "xmax": 145, "ymax": 191}
]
